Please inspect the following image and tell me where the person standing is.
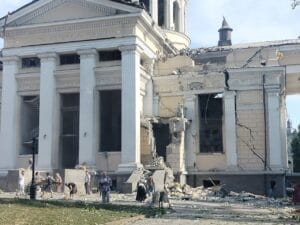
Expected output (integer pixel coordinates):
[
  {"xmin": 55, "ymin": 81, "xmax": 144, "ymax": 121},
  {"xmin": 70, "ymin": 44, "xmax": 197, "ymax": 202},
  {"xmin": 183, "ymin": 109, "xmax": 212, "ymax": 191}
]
[
  {"xmin": 17, "ymin": 170, "xmax": 25, "ymax": 196},
  {"xmin": 99, "ymin": 172, "xmax": 112, "ymax": 203},
  {"xmin": 84, "ymin": 170, "xmax": 91, "ymax": 195},
  {"xmin": 54, "ymin": 173, "xmax": 63, "ymax": 193}
]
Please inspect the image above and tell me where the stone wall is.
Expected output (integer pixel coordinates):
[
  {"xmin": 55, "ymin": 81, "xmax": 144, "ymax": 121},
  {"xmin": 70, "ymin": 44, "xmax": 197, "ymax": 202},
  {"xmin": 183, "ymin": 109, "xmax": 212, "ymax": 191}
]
[
  {"xmin": 187, "ymin": 173, "xmax": 286, "ymax": 197},
  {"xmin": 236, "ymin": 91, "xmax": 266, "ymax": 170},
  {"xmin": 64, "ymin": 169, "xmax": 85, "ymax": 195}
]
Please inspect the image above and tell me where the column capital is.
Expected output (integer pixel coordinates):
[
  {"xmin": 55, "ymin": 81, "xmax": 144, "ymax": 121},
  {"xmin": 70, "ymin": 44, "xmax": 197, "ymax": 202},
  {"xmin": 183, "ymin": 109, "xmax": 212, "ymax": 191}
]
[
  {"xmin": 77, "ymin": 48, "xmax": 98, "ymax": 57},
  {"xmin": 224, "ymin": 90, "xmax": 236, "ymax": 99},
  {"xmin": 183, "ymin": 95, "xmax": 197, "ymax": 103},
  {"xmin": 119, "ymin": 44, "xmax": 143, "ymax": 54},
  {"xmin": 265, "ymin": 87, "xmax": 281, "ymax": 95},
  {"xmin": 38, "ymin": 52, "xmax": 57, "ymax": 61},
  {"xmin": 0, "ymin": 56, "xmax": 20, "ymax": 65}
]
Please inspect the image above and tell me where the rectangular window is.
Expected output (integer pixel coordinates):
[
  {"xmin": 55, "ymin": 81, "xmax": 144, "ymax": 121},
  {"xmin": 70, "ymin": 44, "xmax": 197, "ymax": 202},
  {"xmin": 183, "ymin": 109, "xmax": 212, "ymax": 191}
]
[
  {"xmin": 21, "ymin": 57, "xmax": 40, "ymax": 68},
  {"xmin": 0, "ymin": 61, "xmax": 2, "ymax": 71},
  {"xmin": 60, "ymin": 93, "xmax": 79, "ymax": 169},
  {"xmin": 60, "ymin": 54, "xmax": 80, "ymax": 65},
  {"xmin": 199, "ymin": 94, "xmax": 223, "ymax": 153},
  {"xmin": 158, "ymin": 0, "xmax": 165, "ymax": 26},
  {"xmin": 20, "ymin": 96, "xmax": 39, "ymax": 155},
  {"xmin": 100, "ymin": 90, "xmax": 121, "ymax": 152},
  {"xmin": 99, "ymin": 50, "xmax": 121, "ymax": 62}
]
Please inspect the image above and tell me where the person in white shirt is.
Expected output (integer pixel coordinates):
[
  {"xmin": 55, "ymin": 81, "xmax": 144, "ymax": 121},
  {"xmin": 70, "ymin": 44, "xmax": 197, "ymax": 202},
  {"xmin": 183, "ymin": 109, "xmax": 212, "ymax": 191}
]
[
  {"xmin": 17, "ymin": 170, "xmax": 25, "ymax": 196},
  {"xmin": 84, "ymin": 170, "xmax": 91, "ymax": 195}
]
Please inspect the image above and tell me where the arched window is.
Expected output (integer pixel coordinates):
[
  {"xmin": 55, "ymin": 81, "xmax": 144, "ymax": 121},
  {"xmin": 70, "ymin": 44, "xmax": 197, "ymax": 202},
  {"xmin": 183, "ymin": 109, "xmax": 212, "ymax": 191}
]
[
  {"xmin": 173, "ymin": 1, "xmax": 180, "ymax": 31},
  {"xmin": 158, "ymin": 0, "xmax": 165, "ymax": 27}
]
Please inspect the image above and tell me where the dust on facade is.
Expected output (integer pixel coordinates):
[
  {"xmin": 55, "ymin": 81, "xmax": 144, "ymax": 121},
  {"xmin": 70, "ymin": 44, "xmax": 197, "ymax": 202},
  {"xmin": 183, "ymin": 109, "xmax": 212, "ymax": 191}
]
[{"xmin": 0, "ymin": 0, "xmax": 299, "ymax": 197}]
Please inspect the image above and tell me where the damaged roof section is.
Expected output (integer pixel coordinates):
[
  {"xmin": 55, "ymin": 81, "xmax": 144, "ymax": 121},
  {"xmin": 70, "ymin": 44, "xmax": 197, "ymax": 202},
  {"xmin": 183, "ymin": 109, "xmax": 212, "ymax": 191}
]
[{"xmin": 184, "ymin": 39, "xmax": 300, "ymax": 69}]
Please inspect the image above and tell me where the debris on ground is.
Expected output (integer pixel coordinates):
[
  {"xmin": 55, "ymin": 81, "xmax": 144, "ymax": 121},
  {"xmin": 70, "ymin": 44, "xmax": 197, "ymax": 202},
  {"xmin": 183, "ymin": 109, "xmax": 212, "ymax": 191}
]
[{"xmin": 168, "ymin": 183, "xmax": 292, "ymax": 206}]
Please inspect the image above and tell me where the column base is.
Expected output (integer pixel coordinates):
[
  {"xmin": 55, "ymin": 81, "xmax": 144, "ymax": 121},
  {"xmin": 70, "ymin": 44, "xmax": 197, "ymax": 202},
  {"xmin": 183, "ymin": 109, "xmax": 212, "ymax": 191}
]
[
  {"xmin": 226, "ymin": 165, "xmax": 239, "ymax": 171},
  {"xmin": 0, "ymin": 169, "xmax": 8, "ymax": 177},
  {"xmin": 269, "ymin": 165, "xmax": 285, "ymax": 171},
  {"xmin": 116, "ymin": 162, "xmax": 143, "ymax": 174},
  {"xmin": 179, "ymin": 171, "xmax": 188, "ymax": 185}
]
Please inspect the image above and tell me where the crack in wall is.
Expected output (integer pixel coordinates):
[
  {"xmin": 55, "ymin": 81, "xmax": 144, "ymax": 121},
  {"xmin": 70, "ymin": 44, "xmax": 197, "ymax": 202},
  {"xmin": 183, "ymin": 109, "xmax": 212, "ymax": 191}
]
[{"xmin": 236, "ymin": 120, "xmax": 272, "ymax": 171}]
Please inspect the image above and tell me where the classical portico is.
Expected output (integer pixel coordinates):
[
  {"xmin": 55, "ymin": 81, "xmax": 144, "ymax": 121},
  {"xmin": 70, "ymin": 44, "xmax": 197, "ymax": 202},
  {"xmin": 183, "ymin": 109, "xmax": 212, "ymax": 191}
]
[{"xmin": 0, "ymin": 0, "xmax": 185, "ymax": 175}]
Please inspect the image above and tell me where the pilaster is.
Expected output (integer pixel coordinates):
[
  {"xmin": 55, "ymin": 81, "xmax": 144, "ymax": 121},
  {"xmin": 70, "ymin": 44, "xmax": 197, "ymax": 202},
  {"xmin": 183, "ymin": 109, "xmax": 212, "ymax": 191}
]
[
  {"xmin": 0, "ymin": 56, "xmax": 20, "ymax": 171},
  {"xmin": 224, "ymin": 91, "xmax": 238, "ymax": 170},
  {"xmin": 265, "ymin": 87, "xmax": 283, "ymax": 170},
  {"xmin": 143, "ymin": 59, "xmax": 155, "ymax": 117},
  {"xmin": 150, "ymin": 0, "xmax": 158, "ymax": 24},
  {"xmin": 183, "ymin": 95, "xmax": 197, "ymax": 170},
  {"xmin": 37, "ymin": 52, "xmax": 57, "ymax": 171},
  {"xmin": 117, "ymin": 44, "xmax": 143, "ymax": 173},
  {"xmin": 78, "ymin": 49, "xmax": 98, "ymax": 168}
]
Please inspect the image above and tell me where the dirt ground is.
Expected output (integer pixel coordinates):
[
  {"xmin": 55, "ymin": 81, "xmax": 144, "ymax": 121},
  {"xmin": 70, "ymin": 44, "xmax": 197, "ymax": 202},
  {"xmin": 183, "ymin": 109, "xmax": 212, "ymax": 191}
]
[{"xmin": 0, "ymin": 192, "xmax": 299, "ymax": 225}]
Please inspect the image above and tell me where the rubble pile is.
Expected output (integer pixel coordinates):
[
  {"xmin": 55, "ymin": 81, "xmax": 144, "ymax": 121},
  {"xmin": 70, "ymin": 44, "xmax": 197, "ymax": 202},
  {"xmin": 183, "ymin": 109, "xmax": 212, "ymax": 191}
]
[{"xmin": 168, "ymin": 183, "xmax": 291, "ymax": 206}]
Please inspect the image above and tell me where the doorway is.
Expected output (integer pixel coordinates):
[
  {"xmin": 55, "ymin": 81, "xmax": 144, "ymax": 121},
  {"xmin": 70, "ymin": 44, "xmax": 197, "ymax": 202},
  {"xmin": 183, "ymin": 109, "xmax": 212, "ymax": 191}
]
[
  {"xmin": 60, "ymin": 93, "xmax": 79, "ymax": 169},
  {"xmin": 153, "ymin": 123, "xmax": 170, "ymax": 161}
]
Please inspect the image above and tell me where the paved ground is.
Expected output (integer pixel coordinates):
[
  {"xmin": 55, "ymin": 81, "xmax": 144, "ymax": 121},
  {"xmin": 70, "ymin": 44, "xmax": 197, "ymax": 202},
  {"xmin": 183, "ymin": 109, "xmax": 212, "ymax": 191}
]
[{"xmin": 1, "ymin": 191, "xmax": 299, "ymax": 225}]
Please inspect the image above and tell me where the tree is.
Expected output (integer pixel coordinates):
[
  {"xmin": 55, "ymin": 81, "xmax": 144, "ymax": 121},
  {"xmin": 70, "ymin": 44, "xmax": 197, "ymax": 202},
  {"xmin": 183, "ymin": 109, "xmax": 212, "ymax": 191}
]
[
  {"xmin": 291, "ymin": 125, "xmax": 300, "ymax": 172},
  {"xmin": 292, "ymin": 0, "xmax": 300, "ymax": 9}
]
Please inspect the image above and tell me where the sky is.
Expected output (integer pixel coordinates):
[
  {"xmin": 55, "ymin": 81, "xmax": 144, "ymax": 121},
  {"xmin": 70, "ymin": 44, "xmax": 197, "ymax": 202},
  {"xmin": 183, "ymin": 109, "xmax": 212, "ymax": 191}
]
[{"xmin": 0, "ymin": 0, "xmax": 299, "ymax": 128}]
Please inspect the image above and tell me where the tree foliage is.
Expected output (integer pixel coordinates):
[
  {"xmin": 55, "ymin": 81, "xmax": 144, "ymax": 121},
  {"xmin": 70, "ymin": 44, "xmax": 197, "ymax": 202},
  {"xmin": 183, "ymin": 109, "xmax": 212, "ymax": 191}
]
[{"xmin": 291, "ymin": 125, "xmax": 300, "ymax": 172}]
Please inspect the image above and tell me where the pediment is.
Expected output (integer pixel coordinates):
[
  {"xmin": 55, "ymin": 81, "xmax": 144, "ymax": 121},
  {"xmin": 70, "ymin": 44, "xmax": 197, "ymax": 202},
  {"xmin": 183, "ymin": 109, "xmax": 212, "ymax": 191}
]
[{"xmin": 6, "ymin": 0, "xmax": 141, "ymax": 27}]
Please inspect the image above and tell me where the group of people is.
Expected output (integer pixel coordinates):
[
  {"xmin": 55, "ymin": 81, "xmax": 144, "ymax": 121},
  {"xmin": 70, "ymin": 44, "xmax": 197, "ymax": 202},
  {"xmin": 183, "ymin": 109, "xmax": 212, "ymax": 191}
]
[{"xmin": 17, "ymin": 169, "xmax": 112, "ymax": 203}]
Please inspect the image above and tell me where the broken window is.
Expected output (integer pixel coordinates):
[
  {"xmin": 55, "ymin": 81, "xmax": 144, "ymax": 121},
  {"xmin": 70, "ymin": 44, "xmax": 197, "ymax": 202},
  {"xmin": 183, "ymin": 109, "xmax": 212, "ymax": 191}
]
[
  {"xmin": 60, "ymin": 93, "xmax": 79, "ymax": 169},
  {"xmin": 21, "ymin": 57, "xmax": 40, "ymax": 68},
  {"xmin": 99, "ymin": 50, "xmax": 121, "ymax": 62},
  {"xmin": 199, "ymin": 94, "xmax": 223, "ymax": 153},
  {"xmin": 153, "ymin": 123, "xmax": 170, "ymax": 161},
  {"xmin": 158, "ymin": 0, "xmax": 165, "ymax": 26},
  {"xmin": 100, "ymin": 90, "xmax": 121, "ymax": 152},
  {"xmin": 20, "ymin": 96, "xmax": 39, "ymax": 155},
  {"xmin": 60, "ymin": 54, "xmax": 80, "ymax": 65}
]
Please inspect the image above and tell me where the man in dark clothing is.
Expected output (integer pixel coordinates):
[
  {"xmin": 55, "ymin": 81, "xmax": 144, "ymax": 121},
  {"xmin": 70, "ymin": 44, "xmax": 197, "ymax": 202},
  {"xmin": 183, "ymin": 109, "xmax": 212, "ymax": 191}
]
[
  {"xmin": 99, "ymin": 172, "xmax": 112, "ymax": 203},
  {"xmin": 65, "ymin": 182, "xmax": 78, "ymax": 198},
  {"xmin": 136, "ymin": 181, "xmax": 147, "ymax": 202},
  {"xmin": 41, "ymin": 172, "xmax": 53, "ymax": 198}
]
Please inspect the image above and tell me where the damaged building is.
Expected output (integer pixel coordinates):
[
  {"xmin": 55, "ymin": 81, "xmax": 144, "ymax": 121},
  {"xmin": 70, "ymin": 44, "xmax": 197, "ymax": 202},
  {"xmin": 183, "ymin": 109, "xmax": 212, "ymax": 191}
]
[{"xmin": 0, "ymin": 0, "xmax": 299, "ymax": 196}]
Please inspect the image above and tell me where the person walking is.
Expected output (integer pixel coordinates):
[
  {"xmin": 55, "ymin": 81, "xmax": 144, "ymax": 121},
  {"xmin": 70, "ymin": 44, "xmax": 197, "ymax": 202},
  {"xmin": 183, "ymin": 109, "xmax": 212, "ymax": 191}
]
[
  {"xmin": 99, "ymin": 172, "xmax": 112, "ymax": 203},
  {"xmin": 84, "ymin": 170, "xmax": 91, "ymax": 195},
  {"xmin": 41, "ymin": 172, "xmax": 53, "ymax": 198}
]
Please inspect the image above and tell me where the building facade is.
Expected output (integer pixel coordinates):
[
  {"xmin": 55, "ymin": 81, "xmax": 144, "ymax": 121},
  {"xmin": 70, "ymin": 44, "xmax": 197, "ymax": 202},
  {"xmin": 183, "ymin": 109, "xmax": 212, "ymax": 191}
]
[{"xmin": 0, "ymin": 0, "xmax": 299, "ymax": 195}]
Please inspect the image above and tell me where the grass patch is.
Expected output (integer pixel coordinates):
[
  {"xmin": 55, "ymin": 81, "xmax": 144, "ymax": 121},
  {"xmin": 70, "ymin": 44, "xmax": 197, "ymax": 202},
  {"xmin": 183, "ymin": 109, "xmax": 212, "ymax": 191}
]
[{"xmin": 0, "ymin": 198, "xmax": 163, "ymax": 225}]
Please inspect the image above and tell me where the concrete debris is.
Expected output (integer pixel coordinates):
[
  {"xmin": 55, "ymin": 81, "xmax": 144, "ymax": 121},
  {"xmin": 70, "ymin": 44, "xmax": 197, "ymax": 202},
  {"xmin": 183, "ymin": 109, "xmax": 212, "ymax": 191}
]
[{"xmin": 168, "ymin": 183, "xmax": 291, "ymax": 206}]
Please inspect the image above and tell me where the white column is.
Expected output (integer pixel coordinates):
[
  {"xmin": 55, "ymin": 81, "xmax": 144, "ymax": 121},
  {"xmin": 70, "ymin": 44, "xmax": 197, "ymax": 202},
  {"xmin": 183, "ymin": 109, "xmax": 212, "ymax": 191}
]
[
  {"xmin": 0, "ymin": 56, "xmax": 19, "ymax": 172},
  {"xmin": 118, "ymin": 45, "xmax": 143, "ymax": 173},
  {"xmin": 266, "ymin": 88, "xmax": 283, "ymax": 170},
  {"xmin": 184, "ymin": 95, "xmax": 197, "ymax": 170},
  {"xmin": 150, "ymin": 0, "xmax": 158, "ymax": 24},
  {"xmin": 143, "ymin": 59, "xmax": 154, "ymax": 117},
  {"xmin": 224, "ymin": 91, "xmax": 238, "ymax": 170},
  {"xmin": 179, "ymin": 1, "xmax": 186, "ymax": 33},
  {"xmin": 164, "ymin": 0, "xmax": 172, "ymax": 29},
  {"xmin": 78, "ymin": 49, "xmax": 97, "ymax": 168},
  {"xmin": 37, "ymin": 53, "xmax": 57, "ymax": 171}
]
